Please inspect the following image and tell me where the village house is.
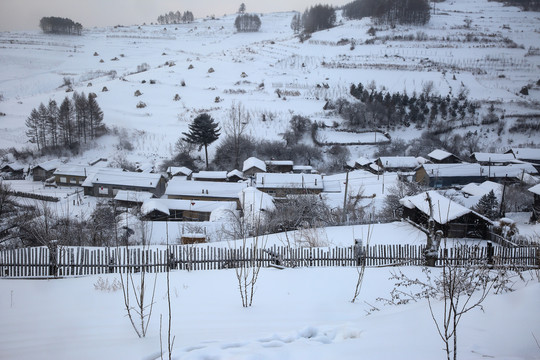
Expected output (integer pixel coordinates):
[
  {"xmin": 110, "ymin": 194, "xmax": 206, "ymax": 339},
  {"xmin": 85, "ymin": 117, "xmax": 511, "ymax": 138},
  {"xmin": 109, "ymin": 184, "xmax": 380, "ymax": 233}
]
[
  {"xmin": 255, "ymin": 173, "xmax": 323, "ymax": 198},
  {"xmin": 528, "ymin": 184, "xmax": 540, "ymax": 222},
  {"xmin": 53, "ymin": 164, "xmax": 97, "ymax": 186},
  {"xmin": 376, "ymin": 156, "xmax": 426, "ymax": 173},
  {"xmin": 427, "ymin": 149, "xmax": 461, "ymax": 164},
  {"xmin": 265, "ymin": 160, "xmax": 294, "ymax": 173},
  {"xmin": 165, "ymin": 178, "xmax": 248, "ymax": 208},
  {"xmin": 470, "ymin": 152, "xmax": 517, "ymax": 166},
  {"xmin": 400, "ymin": 190, "xmax": 493, "ymax": 239},
  {"xmin": 484, "ymin": 163, "xmax": 538, "ymax": 183},
  {"xmin": 166, "ymin": 166, "xmax": 192, "ymax": 179},
  {"xmin": 346, "ymin": 156, "xmax": 373, "ymax": 171},
  {"xmin": 416, "ymin": 163, "xmax": 485, "ymax": 188},
  {"xmin": 226, "ymin": 169, "xmax": 245, "ymax": 182},
  {"xmin": 140, "ymin": 198, "xmax": 237, "ymax": 222},
  {"xmin": 506, "ymin": 148, "xmax": 540, "ymax": 170},
  {"xmin": 113, "ymin": 190, "xmax": 154, "ymax": 209},
  {"xmin": 0, "ymin": 163, "xmax": 26, "ymax": 180},
  {"xmin": 32, "ymin": 159, "xmax": 64, "ymax": 182},
  {"xmin": 242, "ymin": 157, "xmax": 266, "ymax": 177},
  {"xmin": 135, "ymin": 162, "xmax": 155, "ymax": 173},
  {"xmin": 192, "ymin": 171, "xmax": 228, "ymax": 182},
  {"xmin": 82, "ymin": 169, "xmax": 166, "ymax": 198},
  {"xmin": 292, "ymin": 165, "xmax": 315, "ymax": 174}
]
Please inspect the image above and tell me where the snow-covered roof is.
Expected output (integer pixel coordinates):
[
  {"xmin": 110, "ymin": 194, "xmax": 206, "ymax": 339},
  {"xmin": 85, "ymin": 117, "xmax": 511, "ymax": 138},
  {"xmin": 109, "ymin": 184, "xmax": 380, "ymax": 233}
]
[
  {"xmin": 243, "ymin": 157, "xmax": 266, "ymax": 172},
  {"xmin": 485, "ymin": 163, "xmax": 538, "ymax": 178},
  {"xmin": 135, "ymin": 163, "xmax": 154, "ymax": 173},
  {"xmin": 192, "ymin": 171, "xmax": 228, "ymax": 180},
  {"xmin": 33, "ymin": 159, "xmax": 64, "ymax": 171},
  {"xmin": 471, "ymin": 152, "xmax": 516, "ymax": 163},
  {"xmin": 166, "ymin": 166, "xmax": 192, "ymax": 177},
  {"xmin": 227, "ymin": 169, "xmax": 244, "ymax": 179},
  {"xmin": 400, "ymin": 191, "xmax": 489, "ymax": 225},
  {"xmin": 378, "ymin": 156, "xmax": 421, "ymax": 169},
  {"xmin": 255, "ymin": 173, "xmax": 323, "ymax": 190},
  {"xmin": 529, "ymin": 184, "xmax": 540, "ymax": 196},
  {"xmin": 114, "ymin": 190, "xmax": 154, "ymax": 203},
  {"xmin": 462, "ymin": 181, "xmax": 503, "ymax": 198},
  {"xmin": 509, "ymin": 148, "xmax": 540, "ymax": 161},
  {"xmin": 421, "ymin": 163, "xmax": 483, "ymax": 177},
  {"xmin": 239, "ymin": 187, "xmax": 275, "ymax": 213},
  {"xmin": 323, "ymin": 178, "xmax": 342, "ymax": 193},
  {"xmin": 141, "ymin": 198, "xmax": 237, "ymax": 216},
  {"xmin": 2, "ymin": 162, "xmax": 25, "ymax": 171},
  {"xmin": 82, "ymin": 170, "xmax": 163, "ymax": 189},
  {"xmin": 54, "ymin": 164, "xmax": 107, "ymax": 177},
  {"xmin": 265, "ymin": 160, "xmax": 294, "ymax": 166},
  {"xmin": 428, "ymin": 149, "xmax": 454, "ymax": 161},
  {"xmin": 354, "ymin": 157, "xmax": 372, "ymax": 166},
  {"xmin": 293, "ymin": 165, "xmax": 313, "ymax": 172},
  {"xmin": 165, "ymin": 178, "xmax": 248, "ymax": 198}
]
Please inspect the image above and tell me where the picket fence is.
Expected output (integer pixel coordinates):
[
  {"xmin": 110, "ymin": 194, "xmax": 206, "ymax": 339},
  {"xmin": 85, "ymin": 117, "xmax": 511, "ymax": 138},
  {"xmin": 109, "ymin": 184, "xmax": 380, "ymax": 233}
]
[{"xmin": 0, "ymin": 244, "xmax": 537, "ymax": 278}]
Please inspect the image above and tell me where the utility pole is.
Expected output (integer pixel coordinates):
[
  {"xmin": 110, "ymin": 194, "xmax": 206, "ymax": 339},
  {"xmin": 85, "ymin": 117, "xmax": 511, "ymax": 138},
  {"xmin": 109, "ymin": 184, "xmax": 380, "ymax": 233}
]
[
  {"xmin": 499, "ymin": 175, "xmax": 507, "ymax": 218},
  {"xmin": 342, "ymin": 171, "xmax": 349, "ymax": 224}
]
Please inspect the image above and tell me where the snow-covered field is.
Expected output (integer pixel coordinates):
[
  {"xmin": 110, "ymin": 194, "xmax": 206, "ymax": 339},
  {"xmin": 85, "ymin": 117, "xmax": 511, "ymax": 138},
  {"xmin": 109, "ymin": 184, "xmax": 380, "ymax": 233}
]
[{"xmin": 1, "ymin": 268, "xmax": 539, "ymax": 360}]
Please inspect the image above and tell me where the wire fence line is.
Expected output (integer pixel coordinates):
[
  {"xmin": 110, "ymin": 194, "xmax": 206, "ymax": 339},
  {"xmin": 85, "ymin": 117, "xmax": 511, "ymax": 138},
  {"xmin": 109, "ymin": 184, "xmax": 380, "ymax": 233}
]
[{"xmin": 0, "ymin": 244, "xmax": 537, "ymax": 278}]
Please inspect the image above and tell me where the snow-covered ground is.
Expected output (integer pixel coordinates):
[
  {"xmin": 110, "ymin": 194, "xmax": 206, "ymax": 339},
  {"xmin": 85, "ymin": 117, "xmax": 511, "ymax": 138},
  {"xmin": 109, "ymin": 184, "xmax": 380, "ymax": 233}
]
[
  {"xmin": 0, "ymin": 267, "xmax": 538, "ymax": 360},
  {"xmin": 1, "ymin": 1, "xmax": 540, "ymax": 358}
]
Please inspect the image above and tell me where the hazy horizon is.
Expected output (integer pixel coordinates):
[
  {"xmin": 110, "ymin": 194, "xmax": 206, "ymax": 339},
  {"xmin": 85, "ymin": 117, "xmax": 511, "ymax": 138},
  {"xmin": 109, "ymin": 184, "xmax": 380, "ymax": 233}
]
[{"xmin": 0, "ymin": 0, "xmax": 350, "ymax": 31}]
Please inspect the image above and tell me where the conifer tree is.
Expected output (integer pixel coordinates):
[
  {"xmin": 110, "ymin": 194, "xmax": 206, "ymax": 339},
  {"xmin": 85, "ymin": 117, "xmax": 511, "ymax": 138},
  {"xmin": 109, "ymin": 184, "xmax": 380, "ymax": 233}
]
[
  {"xmin": 475, "ymin": 190, "xmax": 499, "ymax": 220},
  {"xmin": 182, "ymin": 113, "xmax": 221, "ymax": 169}
]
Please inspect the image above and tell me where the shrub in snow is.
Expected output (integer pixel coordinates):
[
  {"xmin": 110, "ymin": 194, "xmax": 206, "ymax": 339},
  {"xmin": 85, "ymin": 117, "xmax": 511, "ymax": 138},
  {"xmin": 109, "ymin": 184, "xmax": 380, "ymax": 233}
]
[
  {"xmin": 520, "ymin": 86, "xmax": 529, "ymax": 95},
  {"xmin": 99, "ymin": 59, "xmax": 104, "ymax": 63},
  {"xmin": 102, "ymin": 86, "xmax": 108, "ymax": 92},
  {"xmin": 173, "ymin": 94, "xmax": 181, "ymax": 101},
  {"xmin": 136, "ymin": 101, "xmax": 147, "ymax": 108},
  {"xmin": 493, "ymin": 218, "xmax": 519, "ymax": 241},
  {"xmin": 134, "ymin": 90, "xmax": 142, "ymax": 97},
  {"xmin": 111, "ymin": 57, "xmax": 119, "ymax": 61},
  {"xmin": 188, "ymin": 64, "xmax": 194, "ymax": 69},
  {"xmin": 208, "ymin": 67, "xmax": 215, "ymax": 73},
  {"xmin": 94, "ymin": 277, "xmax": 121, "ymax": 292},
  {"xmin": 136, "ymin": 62, "xmax": 149, "ymax": 72},
  {"xmin": 93, "ymin": 51, "xmax": 99, "ymax": 56}
]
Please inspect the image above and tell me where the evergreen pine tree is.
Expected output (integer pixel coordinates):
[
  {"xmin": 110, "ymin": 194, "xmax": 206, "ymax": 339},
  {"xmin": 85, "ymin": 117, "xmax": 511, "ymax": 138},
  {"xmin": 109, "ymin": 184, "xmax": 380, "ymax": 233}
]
[
  {"xmin": 87, "ymin": 93, "xmax": 104, "ymax": 139},
  {"xmin": 182, "ymin": 113, "xmax": 221, "ymax": 169},
  {"xmin": 25, "ymin": 108, "xmax": 41, "ymax": 151},
  {"xmin": 475, "ymin": 190, "xmax": 499, "ymax": 220}
]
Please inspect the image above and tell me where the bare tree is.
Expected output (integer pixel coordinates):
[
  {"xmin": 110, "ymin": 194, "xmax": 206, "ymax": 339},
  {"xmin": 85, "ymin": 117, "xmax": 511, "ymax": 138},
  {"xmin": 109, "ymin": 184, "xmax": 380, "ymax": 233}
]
[
  {"xmin": 351, "ymin": 224, "xmax": 373, "ymax": 303},
  {"xmin": 224, "ymin": 101, "xmax": 250, "ymax": 169},
  {"xmin": 116, "ymin": 211, "xmax": 158, "ymax": 338}
]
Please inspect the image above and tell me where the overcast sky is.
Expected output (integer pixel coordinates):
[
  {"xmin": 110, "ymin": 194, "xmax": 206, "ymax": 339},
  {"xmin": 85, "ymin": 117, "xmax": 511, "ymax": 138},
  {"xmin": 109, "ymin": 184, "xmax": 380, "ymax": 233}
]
[{"xmin": 0, "ymin": 0, "xmax": 350, "ymax": 31}]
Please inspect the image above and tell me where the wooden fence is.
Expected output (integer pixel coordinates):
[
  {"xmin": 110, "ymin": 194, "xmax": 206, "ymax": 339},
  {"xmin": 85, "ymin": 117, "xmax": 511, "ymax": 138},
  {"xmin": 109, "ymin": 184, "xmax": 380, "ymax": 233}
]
[{"xmin": 0, "ymin": 244, "xmax": 537, "ymax": 278}]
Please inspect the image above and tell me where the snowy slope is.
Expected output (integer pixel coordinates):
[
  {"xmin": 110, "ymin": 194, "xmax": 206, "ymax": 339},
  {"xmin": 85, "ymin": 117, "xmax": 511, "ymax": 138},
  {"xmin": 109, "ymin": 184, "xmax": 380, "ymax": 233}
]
[{"xmin": 0, "ymin": 0, "xmax": 539, "ymax": 163}]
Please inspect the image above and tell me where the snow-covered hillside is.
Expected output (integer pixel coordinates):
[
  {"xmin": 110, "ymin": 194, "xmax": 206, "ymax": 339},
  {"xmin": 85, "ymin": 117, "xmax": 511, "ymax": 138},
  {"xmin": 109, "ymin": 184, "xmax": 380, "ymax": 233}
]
[{"xmin": 0, "ymin": 0, "xmax": 539, "ymax": 165}]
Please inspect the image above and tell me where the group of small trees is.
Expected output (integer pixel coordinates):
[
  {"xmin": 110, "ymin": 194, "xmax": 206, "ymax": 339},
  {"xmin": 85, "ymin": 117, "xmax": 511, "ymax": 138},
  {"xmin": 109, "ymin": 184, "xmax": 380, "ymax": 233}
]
[
  {"xmin": 39, "ymin": 17, "xmax": 82, "ymax": 35},
  {"xmin": 343, "ymin": 0, "xmax": 431, "ymax": 25},
  {"xmin": 235, "ymin": 14, "xmax": 262, "ymax": 32},
  {"xmin": 301, "ymin": 5, "xmax": 336, "ymax": 33},
  {"xmin": 156, "ymin": 10, "xmax": 194, "ymax": 25},
  {"xmin": 339, "ymin": 81, "xmax": 480, "ymax": 131},
  {"xmin": 25, "ymin": 92, "xmax": 105, "ymax": 154}
]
